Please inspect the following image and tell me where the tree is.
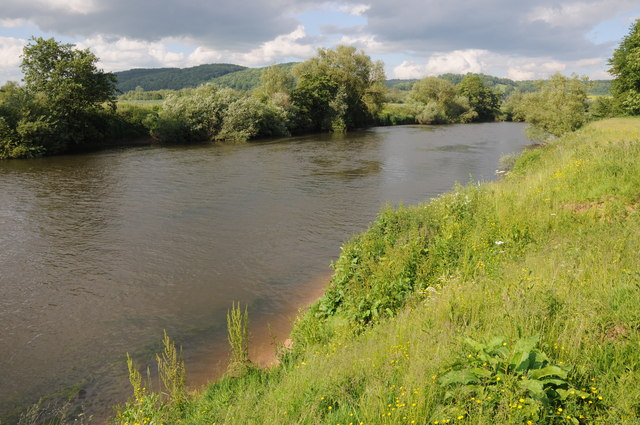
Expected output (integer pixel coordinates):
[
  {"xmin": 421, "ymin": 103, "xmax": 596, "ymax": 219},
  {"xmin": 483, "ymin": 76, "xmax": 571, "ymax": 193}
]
[
  {"xmin": 21, "ymin": 37, "xmax": 117, "ymax": 117},
  {"xmin": 515, "ymin": 73, "xmax": 589, "ymax": 139},
  {"xmin": 608, "ymin": 19, "xmax": 640, "ymax": 115},
  {"xmin": 457, "ymin": 74, "xmax": 501, "ymax": 121},
  {"xmin": 1, "ymin": 37, "xmax": 119, "ymax": 157},
  {"xmin": 255, "ymin": 65, "xmax": 295, "ymax": 99},
  {"xmin": 409, "ymin": 76, "xmax": 475, "ymax": 124},
  {"xmin": 292, "ymin": 45, "xmax": 386, "ymax": 132}
]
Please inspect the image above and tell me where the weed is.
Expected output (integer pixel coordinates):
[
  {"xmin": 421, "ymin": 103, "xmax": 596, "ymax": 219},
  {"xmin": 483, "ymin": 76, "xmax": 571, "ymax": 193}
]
[{"xmin": 226, "ymin": 303, "xmax": 252, "ymax": 376}]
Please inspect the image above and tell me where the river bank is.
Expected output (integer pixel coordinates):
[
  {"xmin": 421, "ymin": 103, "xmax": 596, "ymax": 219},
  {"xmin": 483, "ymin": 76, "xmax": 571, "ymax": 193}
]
[
  {"xmin": 1, "ymin": 123, "xmax": 531, "ymax": 424},
  {"xmin": 114, "ymin": 117, "xmax": 640, "ymax": 424}
]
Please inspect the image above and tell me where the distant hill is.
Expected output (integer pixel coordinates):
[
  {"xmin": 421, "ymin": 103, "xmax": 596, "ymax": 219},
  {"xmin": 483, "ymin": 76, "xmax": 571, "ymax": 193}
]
[
  {"xmin": 115, "ymin": 63, "xmax": 612, "ymax": 97},
  {"xmin": 115, "ymin": 63, "xmax": 247, "ymax": 92},
  {"xmin": 209, "ymin": 62, "xmax": 298, "ymax": 91},
  {"xmin": 386, "ymin": 74, "xmax": 612, "ymax": 96}
]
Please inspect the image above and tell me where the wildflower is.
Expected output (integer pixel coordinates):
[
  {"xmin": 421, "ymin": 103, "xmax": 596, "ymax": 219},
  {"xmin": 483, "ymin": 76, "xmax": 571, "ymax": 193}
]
[{"xmin": 495, "ymin": 240, "xmax": 504, "ymax": 245}]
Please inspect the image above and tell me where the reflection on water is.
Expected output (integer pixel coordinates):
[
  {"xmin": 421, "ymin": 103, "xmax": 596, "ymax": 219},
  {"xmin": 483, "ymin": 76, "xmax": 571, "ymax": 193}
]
[{"xmin": 0, "ymin": 123, "xmax": 529, "ymax": 422}]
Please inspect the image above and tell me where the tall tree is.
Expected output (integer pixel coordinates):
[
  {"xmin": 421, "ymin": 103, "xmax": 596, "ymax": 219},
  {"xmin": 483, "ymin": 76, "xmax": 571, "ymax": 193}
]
[
  {"xmin": 608, "ymin": 19, "xmax": 640, "ymax": 115},
  {"xmin": 2, "ymin": 37, "xmax": 118, "ymax": 158},
  {"xmin": 292, "ymin": 45, "xmax": 386, "ymax": 132},
  {"xmin": 409, "ymin": 76, "xmax": 474, "ymax": 124},
  {"xmin": 21, "ymin": 37, "xmax": 117, "ymax": 116},
  {"xmin": 515, "ymin": 73, "xmax": 589, "ymax": 139},
  {"xmin": 457, "ymin": 74, "xmax": 500, "ymax": 121}
]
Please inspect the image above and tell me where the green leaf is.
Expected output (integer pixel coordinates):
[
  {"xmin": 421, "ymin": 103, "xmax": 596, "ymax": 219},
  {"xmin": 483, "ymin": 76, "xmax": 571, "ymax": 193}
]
[
  {"xmin": 540, "ymin": 378, "xmax": 568, "ymax": 387},
  {"xmin": 438, "ymin": 369, "xmax": 480, "ymax": 386},
  {"xmin": 470, "ymin": 368, "xmax": 493, "ymax": 378},
  {"xmin": 463, "ymin": 337, "xmax": 485, "ymax": 352},
  {"xmin": 514, "ymin": 335, "xmax": 540, "ymax": 352},
  {"xmin": 530, "ymin": 351, "xmax": 549, "ymax": 368},
  {"xmin": 529, "ymin": 365, "xmax": 568, "ymax": 380},
  {"xmin": 519, "ymin": 379, "xmax": 545, "ymax": 399},
  {"xmin": 510, "ymin": 350, "xmax": 531, "ymax": 371}
]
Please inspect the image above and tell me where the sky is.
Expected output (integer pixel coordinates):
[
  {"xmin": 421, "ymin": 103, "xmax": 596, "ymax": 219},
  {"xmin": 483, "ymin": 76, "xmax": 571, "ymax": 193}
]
[{"xmin": 1, "ymin": 0, "xmax": 639, "ymax": 85}]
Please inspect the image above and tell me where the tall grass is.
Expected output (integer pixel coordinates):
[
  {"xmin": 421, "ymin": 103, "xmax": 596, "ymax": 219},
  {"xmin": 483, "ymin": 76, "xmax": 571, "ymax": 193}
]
[{"xmin": 114, "ymin": 117, "xmax": 640, "ymax": 425}]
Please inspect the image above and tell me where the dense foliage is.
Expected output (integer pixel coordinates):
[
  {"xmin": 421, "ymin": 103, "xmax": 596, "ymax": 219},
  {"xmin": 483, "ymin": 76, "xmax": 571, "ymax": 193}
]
[
  {"xmin": 408, "ymin": 76, "xmax": 474, "ymax": 124},
  {"xmin": 210, "ymin": 63, "xmax": 297, "ymax": 91},
  {"xmin": 292, "ymin": 45, "xmax": 386, "ymax": 132},
  {"xmin": 609, "ymin": 19, "xmax": 640, "ymax": 115},
  {"xmin": 457, "ymin": 74, "xmax": 501, "ymax": 121},
  {"xmin": 0, "ymin": 37, "xmax": 125, "ymax": 158},
  {"xmin": 507, "ymin": 74, "xmax": 590, "ymax": 139},
  {"xmin": 115, "ymin": 64, "xmax": 246, "ymax": 92}
]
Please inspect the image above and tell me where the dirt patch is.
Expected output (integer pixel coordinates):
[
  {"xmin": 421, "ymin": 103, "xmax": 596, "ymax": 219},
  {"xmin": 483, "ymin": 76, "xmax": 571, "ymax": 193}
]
[{"xmin": 604, "ymin": 324, "xmax": 631, "ymax": 340}]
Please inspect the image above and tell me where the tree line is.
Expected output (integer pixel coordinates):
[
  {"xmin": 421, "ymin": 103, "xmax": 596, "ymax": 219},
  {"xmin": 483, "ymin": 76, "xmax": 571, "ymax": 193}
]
[{"xmin": 2, "ymin": 20, "xmax": 640, "ymax": 159}]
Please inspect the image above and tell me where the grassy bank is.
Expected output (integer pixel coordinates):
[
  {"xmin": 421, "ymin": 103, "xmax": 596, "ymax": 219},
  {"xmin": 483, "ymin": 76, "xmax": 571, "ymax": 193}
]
[{"xmin": 116, "ymin": 117, "xmax": 640, "ymax": 425}]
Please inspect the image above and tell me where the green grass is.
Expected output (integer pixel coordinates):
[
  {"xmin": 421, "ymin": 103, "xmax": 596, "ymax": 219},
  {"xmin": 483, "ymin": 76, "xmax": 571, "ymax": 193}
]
[{"xmin": 115, "ymin": 117, "xmax": 640, "ymax": 425}]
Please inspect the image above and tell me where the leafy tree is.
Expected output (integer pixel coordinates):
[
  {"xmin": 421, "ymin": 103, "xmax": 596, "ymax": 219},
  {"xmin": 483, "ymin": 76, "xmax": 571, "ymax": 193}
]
[
  {"xmin": 152, "ymin": 84, "xmax": 239, "ymax": 143},
  {"xmin": 457, "ymin": 74, "xmax": 501, "ymax": 121},
  {"xmin": 292, "ymin": 45, "xmax": 386, "ymax": 132},
  {"xmin": 409, "ymin": 76, "xmax": 475, "ymax": 124},
  {"xmin": 514, "ymin": 73, "xmax": 589, "ymax": 139},
  {"xmin": 2, "ymin": 37, "xmax": 119, "ymax": 158},
  {"xmin": 290, "ymin": 74, "xmax": 339, "ymax": 132},
  {"xmin": 21, "ymin": 37, "xmax": 117, "ymax": 117},
  {"xmin": 217, "ymin": 96, "xmax": 289, "ymax": 142},
  {"xmin": 501, "ymin": 91, "xmax": 526, "ymax": 122},
  {"xmin": 255, "ymin": 65, "xmax": 295, "ymax": 99},
  {"xmin": 608, "ymin": 19, "xmax": 640, "ymax": 115}
]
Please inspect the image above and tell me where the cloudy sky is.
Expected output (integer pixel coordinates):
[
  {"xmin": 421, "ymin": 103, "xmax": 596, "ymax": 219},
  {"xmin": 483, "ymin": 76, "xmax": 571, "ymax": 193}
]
[{"xmin": 1, "ymin": 0, "xmax": 639, "ymax": 84}]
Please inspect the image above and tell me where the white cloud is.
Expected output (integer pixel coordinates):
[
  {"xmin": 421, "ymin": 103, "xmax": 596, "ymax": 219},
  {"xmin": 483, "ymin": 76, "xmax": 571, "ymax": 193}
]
[
  {"xmin": 337, "ymin": 3, "xmax": 371, "ymax": 16},
  {"xmin": 225, "ymin": 26, "xmax": 316, "ymax": 66},
  {"xmin": 392, "ymin": 50, "xmax": 599, "ymax": 81},
  {"xmin": 504, "ymin": 59, "xmax": 566, "ymax": 80},
  {"xmin": 392, "ymin": 61, "xmax": 427, "ymax": 79},
  {"xmin": 526, "ymin": 1, "xmax": 636, "ymax": 28},
  {"xmin": 573, "ymin": 57, "xmax": 604, "ymax": 67},
  {"xmin": 338, "ymin": 33, "xmax": 387, "ymax": 54},
  {"xmin": 0, "ymin": 37, "xmax": 26, "ymax": 83},
  {"xmin": 185, "ymin": 26, "xmax": 317, "ymax": 67},
  {"xmin": 393, "ymin": 49, "xmax": 490, "ymax": 78},
  {"xmin": 76, "ymin": 36, "xmax": 186, "ymax": 71},
  {"xmin": 0, "ymin": 37, "xmax": 26, "ymax": 68},
  {"xmin": 0, "ymin": 18, "xmax": 28, "ymax": 28},
  {"xmin": 38, "ymin": 0, "xmax": 99, "ymax": 15}
]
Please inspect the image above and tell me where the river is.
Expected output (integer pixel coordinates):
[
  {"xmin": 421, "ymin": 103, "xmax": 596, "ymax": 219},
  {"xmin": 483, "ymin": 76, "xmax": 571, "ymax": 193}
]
[{"xmin": 0, "ymin": 123, "xmax": 529, "ymax": 423}]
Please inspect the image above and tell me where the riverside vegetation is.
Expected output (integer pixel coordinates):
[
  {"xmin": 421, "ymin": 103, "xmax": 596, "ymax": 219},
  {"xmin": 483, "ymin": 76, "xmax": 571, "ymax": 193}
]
[
  {"xmin": 4, "ymin": 20, "xmax": 638, "ymax": 159},
  {"xmin": 115, "ymin": 117, "xmax": 640, "ymax": 424}
]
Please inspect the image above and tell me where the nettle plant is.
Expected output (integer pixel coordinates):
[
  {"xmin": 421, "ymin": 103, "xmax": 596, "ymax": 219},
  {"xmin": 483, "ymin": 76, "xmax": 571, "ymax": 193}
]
[{"xmin": 435, "ymin": 336, "xmax": 602, "ymax": 424}]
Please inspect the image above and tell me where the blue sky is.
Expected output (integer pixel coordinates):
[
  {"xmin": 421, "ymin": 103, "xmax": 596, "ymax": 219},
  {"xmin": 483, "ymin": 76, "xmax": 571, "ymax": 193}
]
[{"xmin": 1, "ymin": 1, "xmax": 639, "ymax": 84}]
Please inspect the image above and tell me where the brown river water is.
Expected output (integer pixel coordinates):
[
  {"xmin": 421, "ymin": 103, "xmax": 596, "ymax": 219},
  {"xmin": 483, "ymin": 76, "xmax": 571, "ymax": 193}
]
[{"xmin": 0, "ymin": 123, "xmax": 529, "ymax": 423}]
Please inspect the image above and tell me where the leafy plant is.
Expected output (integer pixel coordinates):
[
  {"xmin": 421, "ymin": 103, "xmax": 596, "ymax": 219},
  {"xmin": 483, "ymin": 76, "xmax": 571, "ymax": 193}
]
[
  {"xmin": 437, "ymin": 335, "xmax": 601, "ymax": 424},
  {"xmin": 227, "ymin": 302, "xmax": 252, "ymax": 375},
  {"xmin": 156, "ymin": 330, "xmax": 187, "ymax": 407}
]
